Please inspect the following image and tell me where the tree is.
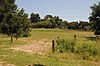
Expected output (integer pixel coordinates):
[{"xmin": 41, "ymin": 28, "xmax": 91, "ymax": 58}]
[
  {"xmin": 44, "ymin": 15, "xmax": 53, "ymax": 20},
  {"xmin": 12, "ymin": 9, "xmax": 31, "ymax": 40},
  {"xmin": 0, "ymin": 0, "xmax": 31, "ymax": 42},
  {"xmin": 30, "ymin": 13, "xmax": 40, "ymax": 23},
  {"xmin": 89, "ymin": 2, "xmax": 100, "ymax": 35},
  {"xmin": 67, "ymin": 22, "xmax": 78, "ymax": 29},
  {"xmin": 0, "ymin": 0, "xmax": 17, "ymax": 42},
  {"xmin": 79, "ymin": 21, "xmax": 89, "ymax": 30},
  {"xmin": 32, "ymin": 14, "xmax": 68, "ymax": 29}
]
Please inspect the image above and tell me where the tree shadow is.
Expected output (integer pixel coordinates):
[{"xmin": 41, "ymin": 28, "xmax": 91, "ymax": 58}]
[{"xmin": 28, "ymin": 63, "xmax": 46, "ymax": 66}]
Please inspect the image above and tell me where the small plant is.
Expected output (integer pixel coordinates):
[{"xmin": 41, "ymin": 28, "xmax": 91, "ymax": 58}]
[{"xmin": 55, "ymin": 39, "xmax": 75, "ymax": 53}]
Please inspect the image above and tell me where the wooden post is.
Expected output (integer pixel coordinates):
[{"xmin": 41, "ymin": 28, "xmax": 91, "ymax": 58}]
[
  {"xmin": 74, "ymin": 35, "xmax": 76, "ymax": 45},
  {"xmin": 52, "ymin": 40, "xmax": 55, "ymax": 53}
]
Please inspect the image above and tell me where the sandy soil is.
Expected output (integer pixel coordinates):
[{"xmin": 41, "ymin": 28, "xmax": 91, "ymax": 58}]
[{"xmin": 10, "ymin": 39, "xmax": 52, "ymax": 54}]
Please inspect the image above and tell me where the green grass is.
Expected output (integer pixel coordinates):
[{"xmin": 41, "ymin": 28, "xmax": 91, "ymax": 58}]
[
  {"xmin": 0, "ymin": 29, "xmax": 100, "ymax": 66},
  {"xmin": 0, "ymin": 49, "xmax": 100, "ymax": 66},
  {"xmin": 29, "ymin": 29, "xmax": 94, "ymax": 40},
  {"xmin": 0, "ymin": 33, "xmax": 26, "ymax": 48}
]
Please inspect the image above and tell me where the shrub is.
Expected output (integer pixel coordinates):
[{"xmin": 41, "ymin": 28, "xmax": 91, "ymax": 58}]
[
  {"xmin": 21, "ymin": 32, "xmax": 31, "ymax": 37},
  {"xmin": 75, "ymin": 44, "xmax": 99, "ymax": 60},
  {"xmin": 55, "ymin": 38, "xmax": 100, "ymax": 60},
  {"xmin": 55, "ymin": 39, "xmax": 75, "ymax": 53}
]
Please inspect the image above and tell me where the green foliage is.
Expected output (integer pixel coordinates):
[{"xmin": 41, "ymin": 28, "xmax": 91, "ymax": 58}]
[
  {"xmin": 44, "ymin": 15, "xmax": 53, "ymax": 20},
  {"xmin": 31, "ymin": 14, "xmax": 68, "ymax": 29},
  {"xmin": 21, "ymin": 31, "xmax": 31, "ymax": 37},
  {"xmin": 84, "ymin": 26, "xmax": 91, "ymax": 31},
  {"xmin": 33, "ymin": 21, "xmax": 52, "ymax": 28},
  {"xmin": 30, "ymin": 14, "xmax": 91, "ymax": 31},
  {"xmin": 55, "ymin": 39, "xmax": 75, "ymax": 53},
  {"xmin": 89, "ymin": 2, "xmax": 100, "ymax": 35},
  {"xmin": 75, "ymin": 44, "xmax": 99, "ymax": 60},
  {"xmin": 55, "ymin": 38, "xmax": 100, "ymax": 60},
  {"xmin": 0, "ymin": 0, "xmax": 31, "ymax": 42},
  {"xmin": 67, "ymin": 21, "xmax": 91, "ymax": 31},
  {"xmin": 30, "ymin": 13, "xmax": 40, "ymax": 23}
]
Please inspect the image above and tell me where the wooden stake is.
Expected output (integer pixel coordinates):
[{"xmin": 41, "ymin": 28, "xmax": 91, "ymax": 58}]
[
  {"xmin": 52, "ymin": 40, "xmax": 55, "ymax": 53},
  {"xmin": 74, "ymin": 35, "xmax": 76, "ymax": 45}
]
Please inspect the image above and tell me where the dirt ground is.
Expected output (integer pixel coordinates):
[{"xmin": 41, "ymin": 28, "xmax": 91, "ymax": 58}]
[
  {"xmin": 10, "ymin": 39, "xmax": 52, "ymax": 54},
  {"xmin": 0, "ymin": 61, "xmax": 16, "ymax": 66},
  {"xmin": 0, "ymin": 39, "xmax": 51, "ymax": 66}
]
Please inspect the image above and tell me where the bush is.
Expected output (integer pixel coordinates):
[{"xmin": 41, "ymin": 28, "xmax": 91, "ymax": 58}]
[
  {"xmin": 55, "ymin": 38, "xmax": 100, "ymax": 60},
  {"xmin": 21, "ymin": 32, "xmax": 31, "ymax": 37},
  {"xmin": 75, "ymin": 44, "xmax": 99, "ymax": 60},
  {"xmin": 55, "ymin": 39, "xmax": 75, "ymax": 53}
]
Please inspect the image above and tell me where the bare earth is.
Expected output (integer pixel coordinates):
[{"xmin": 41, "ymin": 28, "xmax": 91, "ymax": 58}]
[
  {"xmin": 0, "ymin": 39, "xmax": 51, "ymax": 66},
  {"xmin": 10, "ymin": 39, "xmax": 52, "ymax": 54},
  {"xmin": 0, "ymin": 61, "xmax": 16, "ymax": 66}
]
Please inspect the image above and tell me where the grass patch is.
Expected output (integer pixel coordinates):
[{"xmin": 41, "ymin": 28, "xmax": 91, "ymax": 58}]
[{"xmin": 0, "ymin": 49, "xmax": 100, "ymax": 66}]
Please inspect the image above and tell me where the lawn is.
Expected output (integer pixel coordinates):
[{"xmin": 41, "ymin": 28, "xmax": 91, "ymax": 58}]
[{"xmin": 0, "ymin": 29, "xmax": 100, "ymax": 66}]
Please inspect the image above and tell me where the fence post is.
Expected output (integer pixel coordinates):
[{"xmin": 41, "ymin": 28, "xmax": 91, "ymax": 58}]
[
  {"xmin": 52, "ymin": 40, "xmax": 55, "ymax": 53},
  {"xmin": 74, "ymin": 35, "xmax": 76, "ymax": 45}
]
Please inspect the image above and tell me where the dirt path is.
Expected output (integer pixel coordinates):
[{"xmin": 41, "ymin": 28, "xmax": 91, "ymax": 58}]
[
  {"xmin": 0, "ymin": 61, "xmax": 16, "ymax": 66},
  {"xmin": 10, "ymin": 39, "xmax": 52, "ymax": 54}
]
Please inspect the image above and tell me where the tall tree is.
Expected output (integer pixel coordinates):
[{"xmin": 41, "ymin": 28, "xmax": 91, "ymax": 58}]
[
  {"xmin": 12, "ymin": 8, "xmax": 31, "ymax": 40},
  {"xmin": 0, "ymin": 0, "xmax": 17, "ymax": 42},
  {"xmin": 30, "ymin": 13, "xmax": 40, "ymax": 23},
  {"xmin": 89, "ymin": 2, "xmax": 100, "ymax": 35},
  {"xmin": 0, "ymin": 0, "xmax": 31, "ymax": 42}
]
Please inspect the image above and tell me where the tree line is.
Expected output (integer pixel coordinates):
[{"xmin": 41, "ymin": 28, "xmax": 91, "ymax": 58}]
[
  {"xmin": 30, "ymin": 2, "xmax": 100, "ymax": 35},
  {"xmin": 0, "ymin": 0, "xmax": 100, "ymax": 43},
  {"xmin": 30, "ymin": 13, "xmax": 91, "ymax": 31}
]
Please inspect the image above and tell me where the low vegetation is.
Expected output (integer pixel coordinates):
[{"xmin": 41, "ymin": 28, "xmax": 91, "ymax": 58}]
[
  {"xmin": 55, "ymin": 39, "xmax": 75, "ymax": 53},
  {"xmin": 55, "ymin": 38, "xmax": 100, "ymax": 60},
  {"xmin": 0, "ymin": 29, "xmax": 100, "ymax": 66}
]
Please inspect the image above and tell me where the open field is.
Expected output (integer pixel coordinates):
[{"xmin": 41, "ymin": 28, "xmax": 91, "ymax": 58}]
[{"xmin": 0, "ymin": 29, "xmax": 100, "ymax": 66}]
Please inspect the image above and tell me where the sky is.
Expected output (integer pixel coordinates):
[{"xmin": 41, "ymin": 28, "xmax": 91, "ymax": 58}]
[{"xmin": 15, "ymin": 0, "xmax": 100, "ymax": 22}]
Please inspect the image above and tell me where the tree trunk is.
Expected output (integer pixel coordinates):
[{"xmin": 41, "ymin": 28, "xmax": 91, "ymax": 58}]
[
  {"xmin": 11, "ymin": 33, "xmax": 13, "ymax": 43},
  {"xmin": 16, "ymin": 35, "xmax": 18, "ymax": 40}
]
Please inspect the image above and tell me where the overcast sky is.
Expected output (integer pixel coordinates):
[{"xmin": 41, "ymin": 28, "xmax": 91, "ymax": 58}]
[{"xmin": 15, "ymin": 0, "xmax": 100, "ymax": 22}]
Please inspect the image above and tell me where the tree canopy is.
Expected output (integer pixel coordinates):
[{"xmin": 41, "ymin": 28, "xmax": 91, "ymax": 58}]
[
  {"xmin": 89, "ymin": 2, "xmax": 100, "ymax": 35},
  {"xmin": 30, "ymin": 13, "xmax": 40, "ymax": 23}
]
